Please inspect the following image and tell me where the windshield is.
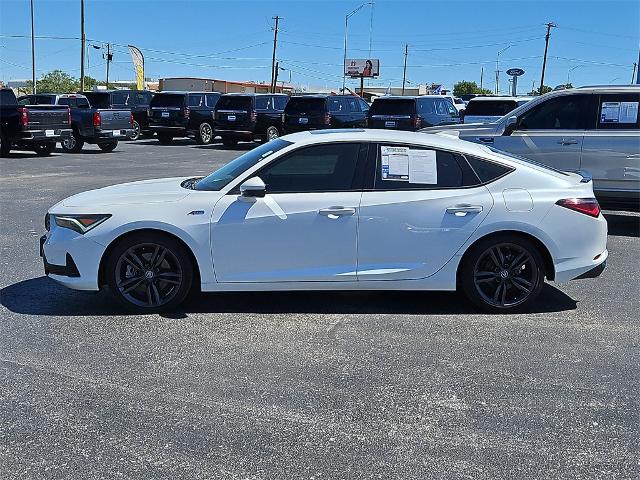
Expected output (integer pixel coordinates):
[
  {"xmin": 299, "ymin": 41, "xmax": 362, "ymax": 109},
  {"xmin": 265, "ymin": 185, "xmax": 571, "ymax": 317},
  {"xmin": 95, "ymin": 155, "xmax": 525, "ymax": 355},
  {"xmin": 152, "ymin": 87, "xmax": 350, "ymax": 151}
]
[
  {"xmin": 150, "ymin": 94, "xmax": 185, "ymax": 108},
  {"xmin": 285, "ymin": 98, "xmax": 325, "ymax": 114},
  {"xmin": 370, "ymin": 99, "xmax": 415, "ymax": 115},
  {"xmin": 195, "ymin": 139, "xmax": 292, "ymax": 191},
  {"xmin": 83, "ymin": 92, "xmax": 110, "ymax": 109},
  {"xmin": 465, "ymin": 100, "xmax": 518, "ymax": 116}
]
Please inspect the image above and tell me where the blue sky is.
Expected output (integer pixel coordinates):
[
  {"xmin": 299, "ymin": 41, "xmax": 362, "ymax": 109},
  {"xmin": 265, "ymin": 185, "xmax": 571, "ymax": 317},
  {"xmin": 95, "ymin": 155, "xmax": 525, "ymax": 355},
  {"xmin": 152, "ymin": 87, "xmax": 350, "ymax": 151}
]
[{"xmin": 1, "ymin": 0, "xmax": 638, "ymax": 93}]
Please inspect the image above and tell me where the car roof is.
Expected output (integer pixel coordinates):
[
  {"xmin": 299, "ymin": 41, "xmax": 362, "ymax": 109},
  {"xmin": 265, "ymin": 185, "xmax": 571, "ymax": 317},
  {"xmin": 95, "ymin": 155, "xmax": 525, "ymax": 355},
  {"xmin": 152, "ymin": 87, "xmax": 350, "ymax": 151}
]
[
  {"xmin": 155, "ymin": 91, "xmax": 215, "ymax": 95},
  {"xmin": 374, "ymin": 95, "xmax": 447, "ymax": 100},
  {"xmin": 468, "ymin": 96, "xmax": 519, "ymax": 102},
  {"xmin": 576, "ymin": 84, "xmax": 640, "ymax": 92},
  {"xmin": 289, "ymin": 94, "xmax": 359, "ymax": 99},
  {"xmin": 221, "ymin": 93, "xmax": 287, "ymax": 97}
]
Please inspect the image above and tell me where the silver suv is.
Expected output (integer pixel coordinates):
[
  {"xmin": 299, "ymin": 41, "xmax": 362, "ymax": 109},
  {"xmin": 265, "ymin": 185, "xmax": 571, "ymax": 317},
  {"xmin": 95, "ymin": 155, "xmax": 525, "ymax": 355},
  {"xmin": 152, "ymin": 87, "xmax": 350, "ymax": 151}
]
[{"xmin": 421, "ymin": 86, "xmax": 640, "ymax": 210}]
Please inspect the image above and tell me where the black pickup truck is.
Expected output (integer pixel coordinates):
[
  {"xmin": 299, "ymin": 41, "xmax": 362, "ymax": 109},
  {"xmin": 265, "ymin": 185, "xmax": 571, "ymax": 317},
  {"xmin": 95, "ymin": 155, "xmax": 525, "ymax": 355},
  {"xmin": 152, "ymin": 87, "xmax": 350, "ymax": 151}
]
[
  {"xmin": 83, "ymin": 90, "xmax": 154, "ymax": 140},
  {"xmin": 1, "ymin": 88, "xmax": 71, "ymax": 156},
  {"xmin": 18, "ymin": 93, "xmax": 133, "ymax": 153}
]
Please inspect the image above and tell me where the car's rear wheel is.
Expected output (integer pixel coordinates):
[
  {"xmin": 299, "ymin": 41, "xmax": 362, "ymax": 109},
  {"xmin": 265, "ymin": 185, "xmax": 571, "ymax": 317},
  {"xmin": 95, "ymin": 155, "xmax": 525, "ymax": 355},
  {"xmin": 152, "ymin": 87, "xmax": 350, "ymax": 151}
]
[
  {"xmin": 265, "ymin": 125, "xmax": 280, "ymax": 141},
  {"xmin": 61, "ymin": 130, "xmax": 84, "ymax": 153},
  {"xmin": 128, "ymin": 120, "xmax": 141, "ymax": 141},
  {"xmin": 222, "ymin": 137, "xmax": 238, "ymax": 147},
  {"xmin": 157, "ymin": 133, "xmax": 173, "ymax": 145},
  {"xmin": 98, "ymin": 141, "xmax": 118, "ymax": 152},
  {"xmin": 33, "ymin": 142, "xmax": 56, "ymax": 156},
  {"xmin": 106, "ymin": 233, "xmax": 194, "ymax": 312},
  {"xmin": 196, "ymin": 122, "xmax": 214, "ymax": 145},
  {"xmin": 460, "ymin": 235, "xmax": 545, "ymax": 313}
]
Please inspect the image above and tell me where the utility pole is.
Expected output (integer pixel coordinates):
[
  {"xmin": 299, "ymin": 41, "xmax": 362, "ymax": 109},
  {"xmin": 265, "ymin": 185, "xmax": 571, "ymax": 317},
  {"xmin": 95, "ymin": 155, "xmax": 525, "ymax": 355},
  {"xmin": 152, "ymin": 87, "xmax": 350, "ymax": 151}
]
[
  {"xmin": 30, "ymin": 0, "xmax": 36, "ymax": 93},
  {"xmin": 270, "ymin": 16, "xmax": 280, "ymax": 93},
  {"xmin": 632, "ymin": 62, "xmax": 637, "ymax": 84},
  {"xmin": 495, "ymin": 45, "xmax": 511, "ymax": 95},
  {"xmin": 105, "ymin": 43, "xmax": 112, "ymax": 89},
  {"xmin": 480, "ymin": 66, "xmax": 484, "ymax": 91},
  {"xmin": 539, "ymin": 22, "xmax": 556, "ymax": 95},
  {"xmin": 401, "ymin": 43, "xmax": 408, "ymax": 95},
  {"xmin": 80, "ymin": 0, "xmax": 85, "ymax": 91},
  {"xmin": 636, "ymin": 49, "xmax": 640, "ymax": 84}
]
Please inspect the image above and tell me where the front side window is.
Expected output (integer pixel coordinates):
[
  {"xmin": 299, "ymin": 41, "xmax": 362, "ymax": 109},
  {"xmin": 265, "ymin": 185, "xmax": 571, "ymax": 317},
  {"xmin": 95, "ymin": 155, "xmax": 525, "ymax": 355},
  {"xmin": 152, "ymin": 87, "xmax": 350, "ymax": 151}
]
[
  {"xmin": 188, "ymin": 94, "xmax": 204, "ymax": 107},
  {"xmin": 518, "ymin": 94, "xmax": 592, "ymax": 130},
  {"xmin": 596, "ymin": 93, "xmax": 639, "ymax": 129},
  {"xmin": 196, "ymin": 139, "xmax": 292, "ymax": 191},
  {"xmin": 256, "ymin": 143, "xmax": 362, "ymax": 193},
  {"xmin": 373, "ymin": 144, "xmax": 479, "ymax": 190}
]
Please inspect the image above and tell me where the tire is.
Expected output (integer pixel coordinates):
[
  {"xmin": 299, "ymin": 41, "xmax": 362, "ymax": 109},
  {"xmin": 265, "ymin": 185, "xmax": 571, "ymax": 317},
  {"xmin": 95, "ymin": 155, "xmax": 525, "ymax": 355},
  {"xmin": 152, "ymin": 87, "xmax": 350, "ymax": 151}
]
[
  {"xmin": 61, "ymin": 130, "xmax": 84, "ymax": 153},
  {"xmin": 0, "ymin": 136, "xmax": 10, "ymax": 157},
  {"xmin": 265, "ymin": 125, "xmax": 280, "ymax": 142},
  {"xmin": 33, "ymin": 142, "xmax": 56, "ymax": 156},
  {"xmin": 222, "ymin": 137, "xmax": 238, "ymax": 147},
  {"xmin": 98, "ymin": 141, "xmax": 118, "ymax": 152},
  {"xmin": 157, "ymin": 133, "xmax": 173, "ymax": 145},
  {"xmin": 105, "ymin": 233, "xmax": 194, "ymax": 313},
  {"xmin": 195, "ymin": 122, "xmax": 214, "ymax": 145},
  {"xmin": 460, "ymin": 234, "xmax": 546, "ymax": 313},
  {"xmin": 128, "ymin": 120, "xmax": 141, "ymax": 141}
]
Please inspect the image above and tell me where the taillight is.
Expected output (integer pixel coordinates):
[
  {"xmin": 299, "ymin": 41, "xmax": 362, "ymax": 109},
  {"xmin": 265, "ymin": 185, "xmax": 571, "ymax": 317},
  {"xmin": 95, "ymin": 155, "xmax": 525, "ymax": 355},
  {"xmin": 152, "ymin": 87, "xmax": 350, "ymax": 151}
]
[
  {"xmin": 183, "ymin": 107, "xmax": 190, "ymax": 119},
  {"xmin": 412, "ymin": 115, "xmax": 422, "ymax": 129},
  {"xmin": 281, "ymin": 113, "xmax": 285, "ymax": 123},
  {"xmin": 323, "ymin": 112, "xmax": 331, "ymax": 125},
  {"xmin": 18, "ymin": 107, "xmax": 28, "ymax": 127},
  {"xmin": 250, "ymin": 111, "xmax": 257, "ymax": 122},
  {"xmin": 67, "ymin": 107, "xmax": 71, "ymax": 125},
  {"xmin": 556, "ymin": 198, "xmax": 601, "ymax": 218},
  {"xmin": 92, "ymin": 111, "xmax": 101, "ymax": 128}
]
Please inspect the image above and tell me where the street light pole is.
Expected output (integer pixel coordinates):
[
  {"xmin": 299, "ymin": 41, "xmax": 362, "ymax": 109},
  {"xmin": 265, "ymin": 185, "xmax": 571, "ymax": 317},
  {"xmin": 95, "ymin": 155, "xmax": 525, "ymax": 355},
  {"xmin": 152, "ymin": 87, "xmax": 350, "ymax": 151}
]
[
  {"xmin": 30, "ymin": 0, "xmax": 36, "ymax": 93},
  {"xmin": 567, "ymin": 65, "xmax": 580, "ymax": 86},
  {"xmin": 495, "ymin": 45, "xmax": 511, "ymax": 95},
  {"xmin": 80, "ymin": 0, "xmax": 85, "ymax": 91},
  {"xmin": 342, "ymin": 2, "xmax": 372, "ymax": 92}
]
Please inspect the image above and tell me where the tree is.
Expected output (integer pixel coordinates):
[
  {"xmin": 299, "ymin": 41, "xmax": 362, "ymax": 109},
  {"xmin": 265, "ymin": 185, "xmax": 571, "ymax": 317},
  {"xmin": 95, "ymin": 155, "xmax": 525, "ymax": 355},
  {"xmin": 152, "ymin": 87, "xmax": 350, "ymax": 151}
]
[
  {"xmin": 26, "ymin": 70, "xmax": 78, "ymax": 93},
  {"xmin": 453, "ymin": 80, "xmax": 492, "ymax": 97},
  {"xmin": 529, "ymin": 85, "xmax": 553, "ymax": 95}
]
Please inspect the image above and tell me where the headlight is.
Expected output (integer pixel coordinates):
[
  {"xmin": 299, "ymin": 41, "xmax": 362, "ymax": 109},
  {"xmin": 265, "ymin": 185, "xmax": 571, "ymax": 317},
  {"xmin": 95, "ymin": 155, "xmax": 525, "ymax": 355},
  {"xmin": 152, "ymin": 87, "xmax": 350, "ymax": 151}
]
[{"xmin": 53, "ymin": 214, "xmax": 111, "ymax": 234}]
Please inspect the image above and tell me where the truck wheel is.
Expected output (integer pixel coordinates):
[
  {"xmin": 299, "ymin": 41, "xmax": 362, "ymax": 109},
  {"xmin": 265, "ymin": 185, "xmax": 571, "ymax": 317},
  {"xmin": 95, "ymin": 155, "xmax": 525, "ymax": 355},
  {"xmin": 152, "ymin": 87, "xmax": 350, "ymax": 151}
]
[
  {"xmin": 0, "ymin": 136, "xmax": 10, "ymax": 157},
  {"xmin": 61, "ymin": 131, "xmax": 84, "ymax": 153},
  {"xmin": 128, "ymin": 120, "xmax": 141, "ymax": 141},
  {"xmin": 98, "ymin": 141, "xmax": 118, "ymax": 152},
  {"xmin": 33, "ymin": 142, "xmax": 56, "ymax": 156},
  {"xmin": 157, "ymin": 133, "xmax": 173, "ymax": 145},
  {"xmin": 222, "ymin": 137, "xmax": 238, "ymax": 147},
  {"xmin": 196, "ymin": 122, "xmax": 214, "ymax": 145}
]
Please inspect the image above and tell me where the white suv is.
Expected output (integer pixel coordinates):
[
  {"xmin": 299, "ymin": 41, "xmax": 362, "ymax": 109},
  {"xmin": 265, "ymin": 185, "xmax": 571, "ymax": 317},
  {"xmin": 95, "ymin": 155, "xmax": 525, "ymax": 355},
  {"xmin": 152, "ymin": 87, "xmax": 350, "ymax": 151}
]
[{"xmin": 422, "ymin": 86, "xmax": 640, "ymax": 210}]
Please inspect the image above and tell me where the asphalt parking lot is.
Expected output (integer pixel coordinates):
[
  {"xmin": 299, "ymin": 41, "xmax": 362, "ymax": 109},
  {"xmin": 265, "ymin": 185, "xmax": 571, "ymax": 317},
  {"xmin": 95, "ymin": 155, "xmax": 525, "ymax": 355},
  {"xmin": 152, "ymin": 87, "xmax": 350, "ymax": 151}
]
[{"xmin": 1, "ymin": 139, "xmax": 639, "ymax": 479}]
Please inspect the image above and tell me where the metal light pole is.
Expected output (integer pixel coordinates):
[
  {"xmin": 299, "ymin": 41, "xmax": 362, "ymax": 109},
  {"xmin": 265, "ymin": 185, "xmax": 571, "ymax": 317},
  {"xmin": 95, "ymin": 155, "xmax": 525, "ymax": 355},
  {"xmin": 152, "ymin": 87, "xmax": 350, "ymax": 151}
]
[
  {"xmin": 567, "ymin": 65, "xmax": 581, "ymax": 86},
  {"xmin": 495, "ymin": 45, "xmax": 511, "ymax": 94},
  {"xmin": 30, "ymin": 0, "xmax": 36, "ymax": 93},
  {"xmin": 80, "ymin": 0, "xmax": 85, "ymax": 91},
  {"xmin": 343, "ymin": 2, "xmax": 373, "ymax": 92}
]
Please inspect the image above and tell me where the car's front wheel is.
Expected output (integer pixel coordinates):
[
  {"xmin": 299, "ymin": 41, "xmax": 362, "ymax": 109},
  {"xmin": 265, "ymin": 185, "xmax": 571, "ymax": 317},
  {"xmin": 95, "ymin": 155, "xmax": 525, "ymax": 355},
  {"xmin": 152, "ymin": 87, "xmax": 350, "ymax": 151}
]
[
  {"xmin": 128, "ymin": 120, "xmax": 141, "ymax": 141},
  {"xmin": 61, "ymin": 130, "xmax": 84, "ymax": 153},
  {"xmin": 196, "ymin": 121, "xmax": 214, "ymax": 145},
  {"xmin": 460, "ymin": 235, "xmax": 545, "ymax": 313},
  {"xmin": 105, "ymin": 233, "xmax": 194, "ymax": 312}
]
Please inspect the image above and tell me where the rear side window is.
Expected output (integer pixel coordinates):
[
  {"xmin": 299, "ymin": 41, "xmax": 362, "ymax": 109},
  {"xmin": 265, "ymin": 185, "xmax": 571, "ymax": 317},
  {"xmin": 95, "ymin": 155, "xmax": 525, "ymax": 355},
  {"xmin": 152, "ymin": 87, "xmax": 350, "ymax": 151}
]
[
  {"xmin": 370, "ymin": 99, "xmax": 415, "ymax": 115},
  {"xmin": 359, "ymin": 98, "xmax": 369, "ymax": 113},
  {"xmin": 206, "ymin": 94, "xmax": 220, "ymax": 107},
  {"xmin": 255, "ymin": 96, "xmax": 271, "ymax": 110},
  {"xmin": 418, "ymin": 99, "xmax": 435, "ymax": 115},
  {"xmin": 188, "ymin": 94, "xmax": 204, "ymax": 107},
  {"xmin": 327, "ymin": 97, "xmax": 343, "ymax": 113},
  {"xmin": 466, "ymin": 155, "xmax": 513, "ymax": 183},
  {"xmin": 518, "ymin": 94, "xmax": 592, "ymax": 130},
  {"xmin": 274, "ymin": 96, "xmax": 289, "ymax": 110},
  {"xmin": 285, "ymin": 98, "xmax": 326, "ymax": 114},
  {"xmin": 150, "ymin": 94, "xmax": 185, "ymax": 108},
  {"xmin": 344, "ymin": 97, "xmax": 360, "ymax": 112},
  {"xmin": 596, "ymin": 93, "xmax": 639, "ymax": 129},
  {"xmin": 373, "ymin": 145, "xmax": 478, "ymax": 190},
  {"xmin": 465, "ymin": 100, "xmax": 518, "ymax": 116}
]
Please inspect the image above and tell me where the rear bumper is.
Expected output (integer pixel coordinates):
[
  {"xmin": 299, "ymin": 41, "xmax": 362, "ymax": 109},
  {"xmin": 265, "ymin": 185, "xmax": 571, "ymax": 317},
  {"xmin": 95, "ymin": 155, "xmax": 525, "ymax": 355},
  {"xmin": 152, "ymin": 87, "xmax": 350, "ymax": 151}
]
[
  {"xmin": 91, "ymin": 129, "xmax": 133, "ymax": 141},
  {"xmin": 149, "ymin": 125, "xmax": 188, "ymax": 135},
  {"xmin": 575, "ymin": 260, "xmax": 607, "ymax": 279},
  {"xmin": 217, "ymin": 129, "xmax": 261, "ymax": 139},
  {"xmin": 17, "ymin": 128, "xmax": 72, "ymax": 143},
  {"xmin": 555, "ymin": 249, "xmax": 608, "ymax": 283}
]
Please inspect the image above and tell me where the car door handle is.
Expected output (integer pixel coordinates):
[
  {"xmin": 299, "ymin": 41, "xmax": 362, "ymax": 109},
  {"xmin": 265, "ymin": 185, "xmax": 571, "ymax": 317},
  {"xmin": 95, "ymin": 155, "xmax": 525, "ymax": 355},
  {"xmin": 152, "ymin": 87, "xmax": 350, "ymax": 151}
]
[
  {"xmin": 318, "ymin": 206, "xmax": 356, "ymax": 218},
  {"xmin": 557, "ymin": 138, "xmax": 579, "ymax": 145},
  {"xmin": 446, "ymin": 205, "xmax": 483, "ymax": 216},
  {"xmin": 478, "ymin": 137, "xmax": 494, "ymax": 143}
]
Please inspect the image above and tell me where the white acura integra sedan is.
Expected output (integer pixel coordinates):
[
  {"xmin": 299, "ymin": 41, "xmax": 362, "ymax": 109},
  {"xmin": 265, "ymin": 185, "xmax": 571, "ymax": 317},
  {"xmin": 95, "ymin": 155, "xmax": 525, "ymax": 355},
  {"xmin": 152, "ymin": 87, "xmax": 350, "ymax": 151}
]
[{"xmin": 41, "ymin": 129, "xmax": 607, "ymax": 313}]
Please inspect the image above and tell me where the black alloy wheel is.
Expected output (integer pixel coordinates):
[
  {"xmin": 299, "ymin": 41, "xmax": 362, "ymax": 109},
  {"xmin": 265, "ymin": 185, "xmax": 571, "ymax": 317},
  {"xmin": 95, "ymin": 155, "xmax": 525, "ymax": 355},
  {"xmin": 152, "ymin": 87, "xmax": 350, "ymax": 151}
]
[
  {"xmin": 61, "ymin": 130, "xmax": 84, "ymax": 153},
  {"xmin": 196, "ymin": 122, "xmax": 214, "ymax": 145},
  {"xmin": 128, "ymin": 120, "xmax": 141, "ymax": 141}
]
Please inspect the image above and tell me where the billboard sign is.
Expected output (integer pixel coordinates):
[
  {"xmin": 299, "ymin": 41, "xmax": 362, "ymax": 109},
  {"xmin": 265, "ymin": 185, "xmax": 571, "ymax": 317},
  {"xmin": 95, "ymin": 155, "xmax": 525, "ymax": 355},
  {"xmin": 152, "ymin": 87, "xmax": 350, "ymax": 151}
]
[
  {"xmin": 506, "ymin": 68, "xmax": 525, "ymax": 77},
  {"xmin": 345, "ymin": 59, "xmax": 380, "ymax": 78}
]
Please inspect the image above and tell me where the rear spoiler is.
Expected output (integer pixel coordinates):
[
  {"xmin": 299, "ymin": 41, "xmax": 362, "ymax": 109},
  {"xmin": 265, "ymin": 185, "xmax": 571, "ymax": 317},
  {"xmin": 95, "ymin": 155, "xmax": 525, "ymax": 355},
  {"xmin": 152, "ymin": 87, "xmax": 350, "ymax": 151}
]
[{"xmin": 564, "ymin": 170, "xmax": 592, "ymax": 183}]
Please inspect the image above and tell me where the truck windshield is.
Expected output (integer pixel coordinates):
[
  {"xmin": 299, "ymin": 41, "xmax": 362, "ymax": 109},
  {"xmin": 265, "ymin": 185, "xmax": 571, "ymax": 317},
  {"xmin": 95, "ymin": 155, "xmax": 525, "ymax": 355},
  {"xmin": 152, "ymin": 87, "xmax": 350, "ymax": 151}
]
[
  {"xmin": 195, "ymin": 139, "xmax": 292, "ymax": 191},
  {"xmin": 83, "ymin": 92, "xmax": 110, "ymax": 109}
]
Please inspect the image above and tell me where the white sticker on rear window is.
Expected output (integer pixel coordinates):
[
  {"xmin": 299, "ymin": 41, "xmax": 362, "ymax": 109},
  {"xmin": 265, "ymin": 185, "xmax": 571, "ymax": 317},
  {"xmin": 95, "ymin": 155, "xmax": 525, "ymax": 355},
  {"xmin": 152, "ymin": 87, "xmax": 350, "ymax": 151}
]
[{"xmin": 600, "ymin": 101, "xmax": 638, "ymax": 124}]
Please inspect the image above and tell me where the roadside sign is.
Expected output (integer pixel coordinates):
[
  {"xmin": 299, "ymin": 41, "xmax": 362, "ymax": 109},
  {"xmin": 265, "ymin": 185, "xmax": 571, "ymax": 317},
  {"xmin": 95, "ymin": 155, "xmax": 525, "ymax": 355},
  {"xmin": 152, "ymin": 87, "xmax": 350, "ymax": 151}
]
[
  {"xmin": 506, "ymin": 68, "xmax": 525, "ymax": 77},
  {"xmin": 345, "ymin": 59, "xmax": 380, "ymax": 78}
]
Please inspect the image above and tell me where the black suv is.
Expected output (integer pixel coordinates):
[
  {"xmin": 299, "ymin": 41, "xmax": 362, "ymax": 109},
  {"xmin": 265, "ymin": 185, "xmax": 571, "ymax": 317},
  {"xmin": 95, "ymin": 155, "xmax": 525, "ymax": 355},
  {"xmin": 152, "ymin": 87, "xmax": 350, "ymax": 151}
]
[
  {"xmin": 83, "ymin": 90, "xmax": 154, "ymax": 140},
  {"xmin": 215, "ymin": 93, "xmax": 289, "ymax": 146},
  {"xmin": 368, "ymin": 96, "xmax": 461, "ymax": 131},
  {"xmin": 148, "ymin": 91, "xmax": 221, "ymax": 145},
  {"xmin": 283, "ymin": 94, "xmax": 369, "ymax": 133}
]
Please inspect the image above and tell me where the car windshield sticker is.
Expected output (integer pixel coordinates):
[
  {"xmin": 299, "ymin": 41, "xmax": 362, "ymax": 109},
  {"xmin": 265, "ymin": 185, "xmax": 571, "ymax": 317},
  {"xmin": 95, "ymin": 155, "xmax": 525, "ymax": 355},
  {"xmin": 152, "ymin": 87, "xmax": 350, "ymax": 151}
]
[
  {"xmin": 600, "ymin": 101, "xmax": 639, "ymax": 124},
  {"xmin": 381, "ymin": 146, "xmax": 409, "ymax": 180},
  {"xmin": 408, "ymin": 149, "xmax": 437, "ymax": 184}
]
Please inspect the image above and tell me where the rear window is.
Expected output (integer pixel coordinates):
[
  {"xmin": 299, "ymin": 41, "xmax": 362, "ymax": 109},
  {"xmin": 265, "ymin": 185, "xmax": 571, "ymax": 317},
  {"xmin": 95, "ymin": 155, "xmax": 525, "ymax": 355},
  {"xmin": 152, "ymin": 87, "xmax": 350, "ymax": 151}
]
[
  {"xmin": 465, "ymin": 100, "xmax": 517, "ymax": 116},
  {"xmin": 370, "ymin": 99, "xmax": 416, "ymax": 115},
  {"xmin": 83, "ymin": 92, "xmax": 110, "ymax": 109},
  {"xmin": 150, "ymin": 94, "xmax": 185, "ymax": 108},
  {"xmin": 20, "ymin": 95, "xmax": 56, "ymax": 105},
  {"xmin": 285, "ymin": 98, "xmax": 326, "ymax": 114},
  {"xmin": 217, "ymin": 95, "xmax": 252, "ymax": 110}
]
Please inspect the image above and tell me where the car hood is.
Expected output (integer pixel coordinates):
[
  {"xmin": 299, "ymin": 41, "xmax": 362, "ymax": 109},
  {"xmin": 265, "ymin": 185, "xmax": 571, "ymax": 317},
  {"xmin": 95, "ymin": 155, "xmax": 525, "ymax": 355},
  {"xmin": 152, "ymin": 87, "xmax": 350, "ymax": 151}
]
[
  {"xmin": 420, "ymin": 122, "xmax": 502, "ymax": 136},
  {"xmin": 59, "ymin": 177, "xmax": 192, "ymax": 208}
]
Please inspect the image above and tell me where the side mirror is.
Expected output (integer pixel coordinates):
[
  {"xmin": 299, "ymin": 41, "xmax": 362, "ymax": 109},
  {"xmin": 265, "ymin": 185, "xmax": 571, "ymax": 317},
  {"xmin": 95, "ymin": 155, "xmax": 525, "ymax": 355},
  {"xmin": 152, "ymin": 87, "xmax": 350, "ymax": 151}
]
[
  {"xmin": 239, "ymin": 176, "xmax": 266, "ymax": 198},
  {"xmin": 503, "ymin": 116, "xmax": 518, "ymax": 136}
]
